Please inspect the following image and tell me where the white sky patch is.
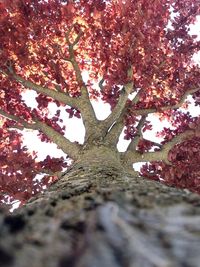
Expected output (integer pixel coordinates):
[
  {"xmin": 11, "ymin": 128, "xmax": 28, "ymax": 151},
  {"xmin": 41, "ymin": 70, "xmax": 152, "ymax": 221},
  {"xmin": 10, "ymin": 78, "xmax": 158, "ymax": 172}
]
[
  {"xmin": 91, "ymin": 99, "xmax": 111, "ymax": 120},
  {"xmin": 190, "ymin": 15, "xmax": 200, "ymax": 65},
  {"xmin": 47, "ymin": 103, "xmax": 85, "ymax": 143},
  {"xmin": 22, "ymin": 130, "xmax": 67, "ymax": 160},
  {"xmin": 117, "ymin": 128, "xmax": 130, "ymax": 152},
  {"xmin": 21, "ymin": 90, "xmax": 38, "ymax": 109},
  {"xmin": 10, "ymin": 200, "xmax": 21, "ymax": 212},
  {"xmin": 179, "ymin": 96, "xmax": 200, "ymax": 116},
  {"xmin": 189, "ymin": 16, "xmax": 200, "ymax": 41}
]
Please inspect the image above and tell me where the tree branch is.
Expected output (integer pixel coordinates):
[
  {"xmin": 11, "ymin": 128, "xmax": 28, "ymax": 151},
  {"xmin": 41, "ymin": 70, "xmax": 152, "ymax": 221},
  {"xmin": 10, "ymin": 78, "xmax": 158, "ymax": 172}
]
[
  {"xmin": 0, "ymin": 110, "xmax": 81, "ymax": 160},
  {"xmin": 65, "ymin": 29, "xmax": 98, "ymax": 139},
  {"xmin": 36, "ymin": 121, "xmax": 81, "ymax": 160},
  {"xmin": 123, "ymin": 129, "xmax": 195, "ymax": 165},
  {"xmin": 1, "ymin": 69, "xmax": 78, "ymax": 108},
  {"xmin": 101, "ymin": 68, "xmax": 134, "ymax": 135},
  {"xmin": 104, "ymin": 115, "xmax": 125, "ymax": 146},
  {"xmin": 105, "ymin": 86, "xmax": 199, "ymax": 147},
  {"xmin": 134, "ymin": 87, "xmax": 200, "ymax": 116},
  {"xmin": 126, "ymin": 115, "xmax": 147, "ymax": 152},
  {"xmin": 0, "ymin": 110, "xmax": 38, "ymax": 130},
  {"xmin": 105, "ymin": 84, "xmax": 139, "ymax": 146}
]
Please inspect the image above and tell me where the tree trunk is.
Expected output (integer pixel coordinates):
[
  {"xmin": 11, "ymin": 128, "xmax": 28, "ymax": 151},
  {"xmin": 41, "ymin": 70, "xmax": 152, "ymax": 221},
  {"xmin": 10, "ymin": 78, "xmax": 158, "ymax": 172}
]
[{"xmin": 1, "ymin": 163, "xmax": 200, "ymax": 267}]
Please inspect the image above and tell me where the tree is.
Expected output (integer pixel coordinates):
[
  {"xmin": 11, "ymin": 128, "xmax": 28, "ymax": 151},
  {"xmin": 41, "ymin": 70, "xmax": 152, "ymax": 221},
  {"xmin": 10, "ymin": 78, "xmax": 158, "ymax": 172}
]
[{"xmin": 0, "ymin": 0, "xmax": 200, "ymax": 266}]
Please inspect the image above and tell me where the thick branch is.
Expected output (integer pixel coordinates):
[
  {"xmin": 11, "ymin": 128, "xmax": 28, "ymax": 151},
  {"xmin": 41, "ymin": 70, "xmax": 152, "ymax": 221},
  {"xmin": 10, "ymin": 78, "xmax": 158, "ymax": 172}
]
[
  {"xmin": 126, "ymin": 115, "xmax": 147, "ymax": 152},
  {"xmin": 65, "ymin": 30, "xmax": 98, "ymax": 138},
  {"xmin": 101, "ymin": 69, "xmax": 134, "ymax": 134},
  {"xmin": 105, "ymin": 116, "xmax": 125, "ymax": 146},
  {"xmin": 0, "ymin": 110, "xmax": 81, "ymax": 160},
  {"xmin": 123, "ymin": 130, "xmax": 194, "ymax": 165},
  {"xmin": 105, "ymin": 84, "xmax": 139, "ymax": 146},
  {"xmin": 105, "ymin": 86, "xmax": 199, "ymax": 147},
  {"xmin": 0, "ymin": 110, "xmax": 38, "ymax": 130},
  {"xmin": 134, "ymin": 87, "xmax": 200, "ymax": 116},
  {"xmin": 1, "ymin": 69, "xmax": 78, "ymax": 108},
  {"xmin": 36, "ymin": 121, "xmax": 81, "ymax": 160}
]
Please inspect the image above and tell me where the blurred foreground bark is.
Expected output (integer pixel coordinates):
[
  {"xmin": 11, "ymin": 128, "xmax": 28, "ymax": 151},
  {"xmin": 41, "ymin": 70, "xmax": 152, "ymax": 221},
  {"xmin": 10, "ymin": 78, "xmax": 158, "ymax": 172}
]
[{"xmin": 1, "ymin": 165, "xmax": 200, "ymax": 267}]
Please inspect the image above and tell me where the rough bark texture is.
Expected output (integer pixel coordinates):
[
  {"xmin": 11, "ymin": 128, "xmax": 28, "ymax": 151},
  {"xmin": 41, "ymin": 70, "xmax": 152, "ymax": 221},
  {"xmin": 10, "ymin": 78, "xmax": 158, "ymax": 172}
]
[{"xmin": 1, "ymin": 163, "xmax": 200, "ymax": 267}]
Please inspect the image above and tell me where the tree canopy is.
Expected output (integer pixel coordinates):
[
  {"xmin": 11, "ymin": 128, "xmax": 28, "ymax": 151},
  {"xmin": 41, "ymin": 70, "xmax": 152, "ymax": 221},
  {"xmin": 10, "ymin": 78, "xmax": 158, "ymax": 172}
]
[{"xmin": 0, "ymin": 0, "xmax": 199, "ymax": 206}]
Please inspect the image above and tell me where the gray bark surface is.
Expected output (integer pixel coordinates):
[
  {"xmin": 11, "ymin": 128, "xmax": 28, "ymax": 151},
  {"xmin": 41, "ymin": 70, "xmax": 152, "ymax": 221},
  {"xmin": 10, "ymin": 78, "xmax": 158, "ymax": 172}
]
[{"xmin": 0, "ymin": 165, "xmax": 200, "ymax": 267}]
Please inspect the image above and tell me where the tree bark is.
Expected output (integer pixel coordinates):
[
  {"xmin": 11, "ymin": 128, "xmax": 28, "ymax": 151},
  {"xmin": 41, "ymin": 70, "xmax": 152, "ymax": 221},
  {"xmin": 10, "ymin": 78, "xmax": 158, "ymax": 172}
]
[{"xmin": 1, "ymin": 164, "xmax": 200, "ymax": 267}]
